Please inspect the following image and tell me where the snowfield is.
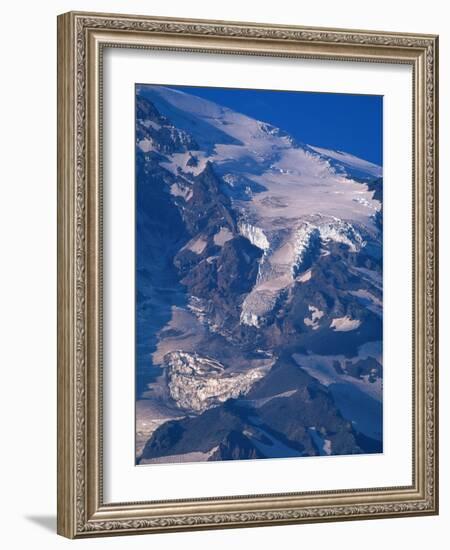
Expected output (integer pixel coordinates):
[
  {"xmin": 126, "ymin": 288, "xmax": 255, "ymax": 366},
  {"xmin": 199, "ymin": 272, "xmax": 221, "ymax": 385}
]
[
  {"xmin": 137, "ymin": 86, "xmax": 381, "ymax": 331},
  {"xmin": 138, "ymin": 85, "xmax": 381, "ymax": 227},
  {"xmin": 310, "ymin": 145, "xmax": 383, "ymax": 178}
]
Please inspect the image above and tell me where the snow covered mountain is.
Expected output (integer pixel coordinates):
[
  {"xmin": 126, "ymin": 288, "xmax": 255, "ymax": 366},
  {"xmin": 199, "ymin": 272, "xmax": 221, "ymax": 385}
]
[{"xmin": 135, "ymin": 85, "xmax": 383, "ymax": 463}]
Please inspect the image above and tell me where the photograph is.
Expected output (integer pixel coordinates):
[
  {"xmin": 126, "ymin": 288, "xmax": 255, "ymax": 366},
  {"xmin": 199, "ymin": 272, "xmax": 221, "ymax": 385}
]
[{"xmin": 135, "ymin": 84, "xmax": 384, "ymax": 465}]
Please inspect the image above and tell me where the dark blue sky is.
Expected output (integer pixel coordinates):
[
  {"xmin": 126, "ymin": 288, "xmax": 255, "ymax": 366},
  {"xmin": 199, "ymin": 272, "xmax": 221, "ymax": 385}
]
[{"xmin": 167, "ymin": 85, "xmax": 383, "ymax": 166}]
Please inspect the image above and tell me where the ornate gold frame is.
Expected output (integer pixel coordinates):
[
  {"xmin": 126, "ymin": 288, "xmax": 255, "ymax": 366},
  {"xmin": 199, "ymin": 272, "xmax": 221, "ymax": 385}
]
[{"xmin": 57, "ymin": 11, "xmax": 439, "ymax": 538}]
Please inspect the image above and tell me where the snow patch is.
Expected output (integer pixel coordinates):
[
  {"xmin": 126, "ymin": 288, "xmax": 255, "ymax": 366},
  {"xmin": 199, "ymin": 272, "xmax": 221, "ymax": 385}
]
[
  {"xmin": 170, "ymin": 182, "xmax": 192, "ymax": 201},
  {"xmin": 138, "ymin": 138, "xmax": 155, "ymax": 153},
  {"xmin": 330, "ymin": 316, "xmax": 361, "ymax": 332},
  {"xmin": 183, "ymin": 236, "xmax": 207, "ymax": 255},
  {"xmin": 304, "ymin": 305, "xmax": 324, "ymax": 330},
  {"xmin": 159, "ymin": 151, "xmax": 210, "ymax": 177},
  {"xmin": 213, "ymin": 227, "xmax": 233, "ymax": 246},
  {"xmin": 296, "ymin": 269, "xmax": 312, "ymax": 283},
  {"xmin": 142, "ymin": 120, "xmax": 161, "ymax": 131}
]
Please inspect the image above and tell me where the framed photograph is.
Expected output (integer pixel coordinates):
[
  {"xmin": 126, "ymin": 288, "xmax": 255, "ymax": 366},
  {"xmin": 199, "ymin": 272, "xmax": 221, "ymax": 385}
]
[{"xmin": 57, "ymin": 11, "xmax": 439, "ymax": 538}]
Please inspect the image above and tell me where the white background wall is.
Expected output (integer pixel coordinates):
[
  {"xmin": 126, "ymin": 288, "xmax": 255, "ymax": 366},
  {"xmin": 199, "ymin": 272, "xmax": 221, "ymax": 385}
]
[{"xmin": 0, "ymin": 0, "xmax": 447, "ymax": 547}]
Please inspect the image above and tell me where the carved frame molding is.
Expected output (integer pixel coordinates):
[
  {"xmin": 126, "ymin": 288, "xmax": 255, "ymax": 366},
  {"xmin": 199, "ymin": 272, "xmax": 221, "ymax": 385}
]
[{"xmin": 57, "ymin": 11, "xmax": 438, "ymax": 538}]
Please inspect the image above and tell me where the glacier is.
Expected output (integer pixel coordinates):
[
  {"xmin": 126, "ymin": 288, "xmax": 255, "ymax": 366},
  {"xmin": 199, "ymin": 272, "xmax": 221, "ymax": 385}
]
[
  {"xmin": 165, "ymin": 351, "xmax": 269, "ymax": 412},
  {"xmin": 136, "ymin": 86, "xmax": 379, "ymax": 331},
  {"xmin": 239, "ymin": 217, "xmax": 367, "ymax": 328},
  {"xmin": 238, "ymin": 221, "xmax": 270, "ymax": 251}
]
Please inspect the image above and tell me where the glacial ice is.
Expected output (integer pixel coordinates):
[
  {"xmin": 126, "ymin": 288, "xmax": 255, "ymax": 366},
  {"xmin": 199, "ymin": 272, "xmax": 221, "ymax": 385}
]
[
  {"xmin": 240, "ymin": 217, "xmax": 365, "ymax": 328},
  {"xmin": 165, "ymin": 351, "xmax": 268, "ymax": 412},
  {"xmin": 238, "ymin": 222, "xmax": 270, "ymax": 251}
]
